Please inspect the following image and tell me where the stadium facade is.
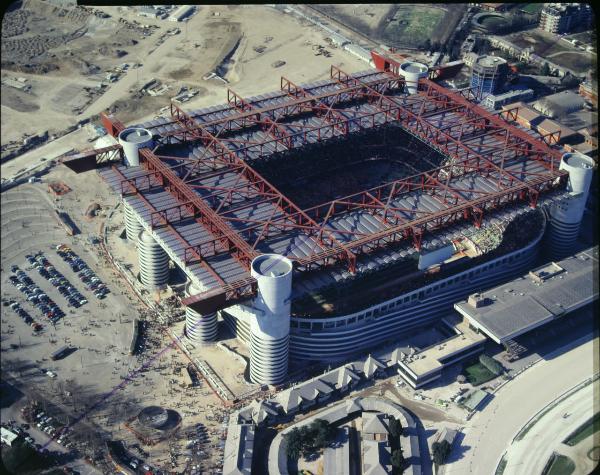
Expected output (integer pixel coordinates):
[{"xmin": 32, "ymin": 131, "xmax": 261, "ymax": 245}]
[{"xmin": 64, "ymin": 56, "xmax": 593, "ymax": 385}]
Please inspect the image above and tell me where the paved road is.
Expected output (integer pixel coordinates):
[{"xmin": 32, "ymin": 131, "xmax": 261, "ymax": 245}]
[
  {"xmin": 444, "ymin": 334, "xmax": 597, "ymax": 475},
  {"xmin": 502, "ymin": 378, "xmax": 597, "ymax": 474}
]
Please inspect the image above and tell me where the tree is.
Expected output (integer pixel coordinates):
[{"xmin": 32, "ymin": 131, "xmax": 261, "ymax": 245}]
[
  {"xmin": 388, "ymin": 416, "xmax": 403, "ymax": 438},
  {"xmin": 391, "ymin": 448, "xmax": 405, "ymax": 469},
  {"xmin": 312, "ymin": 419, "xmax": 335, "ymax": 448},
  {"xmin": 432, "ymin": 439, "xmax": 452, "ymax": 465},
  {"xmin": 284, "ymin": 428, "xmax": 303, "ymax": 460},
  {"xmin": 479, "ymin": 354, "xmax": 504, "ymax": 376},
  {"xmin": 540, "ymin": 62, "xmax": 551, "ymax": 76}
]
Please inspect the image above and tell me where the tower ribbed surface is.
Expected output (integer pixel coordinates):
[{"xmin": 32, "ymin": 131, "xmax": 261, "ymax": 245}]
[
  {"xmin": 138, "ymin": 231, "xmax": 169, "ymax": 289},
  {"xmin": 124, "ymin": 202, "xmax": 144, "ymax": 242},
  {"xmin": 250, "ymin": 333, "xmax": 289, "ymax": 385},
  {"xmin": 185, "ymin": 307, "xmax": 218, "ymax": 343}
]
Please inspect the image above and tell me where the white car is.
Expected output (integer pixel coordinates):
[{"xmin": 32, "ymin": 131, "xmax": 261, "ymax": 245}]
[{"xmin": 46, "ymin": 370, "xmax": 57, "ymax": 378}]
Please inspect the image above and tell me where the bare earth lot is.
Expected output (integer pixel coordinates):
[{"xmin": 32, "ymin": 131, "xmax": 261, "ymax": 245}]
[
  {"xmin": 506, "ymin": 28, "xmax": 596, "ymax": 74},
  {"xmin": 1, "ymin": 2, "xmax": 368, "ymax": 144}
]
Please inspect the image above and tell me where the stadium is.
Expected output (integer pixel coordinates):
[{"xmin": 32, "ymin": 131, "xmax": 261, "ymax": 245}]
[{"xmin": 64, "ymin": 51, "xmax": 593, "ymax": 386}]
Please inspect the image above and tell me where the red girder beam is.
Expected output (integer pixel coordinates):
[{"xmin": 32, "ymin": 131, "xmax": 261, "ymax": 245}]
[
  {"xmin": 111, "ymin": 165, "xmax": 227, "ymax": 285},
  {"xmin": 168, "ymin": 104, "xmax": 359, "ymax": 272},
  {"xmin": 139, "ymin": 148, "xmax": 259, "ymax": 269},
  {"xmin": 280, "ymin": 76, "xmax": 350, "ymax": 135},
  {"xmin": 160, "ymin": 73, "xmax": 399, "ymax": 143}
]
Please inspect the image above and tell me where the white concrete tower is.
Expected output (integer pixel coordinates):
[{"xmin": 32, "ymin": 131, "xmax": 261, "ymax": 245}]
[
  {"xmin": 118, "ymin": 128, "xmax": 154, "ymax": 167},
  {"xmin": 184, "ymin": 281, "xmax": 218, "ymax": 344},
  {"xmin": 123, "ymin": 201, "xmax": 144, "ymax": 242},
  {"xmin": 249, "ymin": 254, "xmax": 293, "ymax": 386},
  {"xmin": 137, "ymin": 230, "xmax": 170, "ymax": 289},
  {"xmin": 546, "ymin": 152, "xmax": 594, "ymax": 258},
  {"xmin": 399, "ymin": 61, "xmax": 429, "ymax": 94}
]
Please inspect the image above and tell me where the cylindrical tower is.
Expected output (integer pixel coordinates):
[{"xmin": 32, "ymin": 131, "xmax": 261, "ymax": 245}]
[
  {"xmin": 249, "ymin": 254, "xmax": 293, "ymax": 386},
  {"xmin": 184, "ymin": 281, "xmax": 218, "ymax": 344},
  {"xmin": 123, "ymin": 201, "xmax": 144, "ymax": 242},
  {"xmin": 118, "ymin": 128, "xmax": 154, "ymax": 167},
  {"xmin": 399, "ymin": 61, "xmax": 429, "ymax": 94},
  {"xmin": 546, "ymin": 152, "xmax": 594, "ymax": 258},
  {"xmin": 137, "ymin": 230, "xmax": 170, "ymax": 289},
  {"xmin": 470, "ymin": 55, "xmax": 508, "ymax": 96}
]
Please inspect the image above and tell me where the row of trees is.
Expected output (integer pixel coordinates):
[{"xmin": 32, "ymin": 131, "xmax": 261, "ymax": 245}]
[
  {"xmin": 284, "ymin": 418, "xmax": 337, "ymax": 460},
  {"xmin": 388, "ymin": 415, "xmax": 405, "ymax": 474}
]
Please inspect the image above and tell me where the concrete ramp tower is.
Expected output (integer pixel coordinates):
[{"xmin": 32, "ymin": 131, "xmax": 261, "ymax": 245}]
[
  {"xmin": 138, "ymin": 230, "xmax": 170, "ymax": 290},
  {"xmin": 547, "ymin": 152, "xmax": 594, "ymax": 258},
  {"xmin": 124, "ymin": 202, "xmax": 144, "ymax": 242},
  {"xmin": 118, "ymin": 128, "xmax": 153, "ymax": 167},
  {"xmin": 184, "ymin": 281, "xmax": 218, "ymax": 344},
  {"xmin": 249, "ymin": 254, "xmax": 293, "ymax": 386}
]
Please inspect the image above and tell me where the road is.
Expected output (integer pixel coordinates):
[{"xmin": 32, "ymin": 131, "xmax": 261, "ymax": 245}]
[
  {"xmin": 502, "ymin": 379, "xmax": 597, "ymax": 474},
  {"xmin": 444, "ymin": 334, "xmax": 597, "ymax": 475}
]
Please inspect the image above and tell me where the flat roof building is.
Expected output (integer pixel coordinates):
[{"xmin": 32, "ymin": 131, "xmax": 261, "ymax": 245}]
[
  {"xmin": 539, "ymin": 3, "xmax": 592, "ymax": 34},
  {"xmin": 532, "ymin": 90, "xmax": 585, "ymax": 119},
  {"xmin": 455, "ymin": 247, "xmax": 598, "ymax": 343}
]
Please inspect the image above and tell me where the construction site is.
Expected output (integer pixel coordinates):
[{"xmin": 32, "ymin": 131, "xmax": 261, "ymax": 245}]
[{"xmin": 1, "ymin": 3, "xmax": 597, "ymax": 475}]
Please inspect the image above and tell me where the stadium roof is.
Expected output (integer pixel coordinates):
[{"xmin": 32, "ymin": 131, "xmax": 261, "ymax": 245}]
[{"xmin": 74, "ymin": 65, "xmax": 568, "ymax": 312}]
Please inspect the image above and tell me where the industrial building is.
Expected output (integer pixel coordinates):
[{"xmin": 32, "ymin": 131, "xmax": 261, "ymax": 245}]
[
  {"xmin": 63, "ymin": 51, "xmax": 592, "ymax": 386},
  {"xmin": 455, "ymin": 246, "xmax": 598, "ymax": 343},
  {"xmin": 539, "ymin": 3, "xmax": 592, "ymax": 35}
]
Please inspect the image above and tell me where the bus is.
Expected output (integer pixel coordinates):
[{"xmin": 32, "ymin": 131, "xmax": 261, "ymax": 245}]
[{"xmin": 50, "ymin": 345, "xmax": 71, "ymax": 361}]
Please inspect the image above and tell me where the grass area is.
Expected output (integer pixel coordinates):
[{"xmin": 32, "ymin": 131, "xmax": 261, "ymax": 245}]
[
  {"xmin": 463, "ymin": 362, "xmax": 496, "ymax": 386},
  {"xmin": 563, "ymin": 413, "xmax": 600, "ymax": 446},
  {"xmin": 383, "ymin": 5, "xmax": 445, "ymax": 47},
  {"xmin": 545, "ymin": 454, "xmax": 575, "ymax": 475},
  {"xmin": 520, "ymin": 3, "xmax": 544, "ymax": 15}
]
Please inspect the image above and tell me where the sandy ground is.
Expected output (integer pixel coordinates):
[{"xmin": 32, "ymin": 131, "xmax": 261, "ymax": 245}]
[
  {"xmin": 0, "ymin": 165, "xmax": 236, "ymax": 472},
  {"xmin": 2, "ymin": 3, "xmax": 371, "ymax": 145}
]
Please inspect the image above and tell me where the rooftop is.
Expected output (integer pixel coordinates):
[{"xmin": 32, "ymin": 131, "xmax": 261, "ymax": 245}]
[
  {"xmin": 454, "ymin": 247, "xmax": 598, "ymax": 343},
  {"xmin": 92, "ymin": 66, "xmax": 566, "ymax": 311},
  {"xmin": 398, "ymin": 314, "xmax": 487, "ymax": 378}
]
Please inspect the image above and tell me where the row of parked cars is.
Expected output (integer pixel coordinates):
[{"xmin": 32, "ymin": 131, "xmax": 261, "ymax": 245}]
[
  {"xmin": 56, "ymin": 244, "xmax": 110, "ymax": 300},
  {"xmin": 27, "ymin": 252, "xmax": 88, "ymax": 309},
  {"xmin": 5, "ymin": 301, "xmax": 43, "ymax": 331},
  {"xmin": 31, "ymin": 409, "xmax": 74, "ymax": 449},
  {"xmin": 9, "ymin": 265, "xmax": 64, "ymax": 323}
]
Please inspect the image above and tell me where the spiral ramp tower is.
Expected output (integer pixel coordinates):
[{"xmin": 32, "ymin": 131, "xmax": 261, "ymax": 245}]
[
  {"xmin": 546, "ymin": 152, "xmax": 594, "ymax": 259},
  {"xmin": 184, "ymin": 282, "xmax": 218, "ymax": 344},
  {"xmin": 123, "ymin": 202, "xmax": 144, "ymax": 242},
  {"xmin": 137, "ymin": 230, "xmax": 170, "ymax": 290},
  {"xmin": 249, "ymin": 254, "xmax": 293, "ymax": 386}
]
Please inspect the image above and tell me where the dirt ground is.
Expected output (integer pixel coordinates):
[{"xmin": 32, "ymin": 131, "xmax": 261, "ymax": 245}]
[
  {"xmin": 314, "ymin": 3, "xmax": 466, "ymax": 49},
  {"xmin": 506, "ymin": 28, "xmax": 596, "ymax": 74},
  {"xmin": 1, "ymin": 2, "xmax": 370, "ymax": 145}
]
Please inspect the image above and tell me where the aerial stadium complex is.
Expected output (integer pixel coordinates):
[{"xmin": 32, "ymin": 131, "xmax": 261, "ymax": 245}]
[{"xmin": 63, "ymin": 50, "xmax": 594, "ymax": 386}]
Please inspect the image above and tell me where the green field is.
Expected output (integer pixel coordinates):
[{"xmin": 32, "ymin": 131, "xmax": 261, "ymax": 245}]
[
  {"xmin": 564, "ymin": 413, "xmax": 600, "ymax": 446},
  {"xmin": 383, "ymin": 6, "xmax": 445, "ymax": 47},
  {"xmin": 520, "ymin": 3, "xmax": 544, "ymax": 15},
  {"xmin": 463, "ymin": 362, "xmax": 496, "ymax": 386},
  {"xmin": 546, "ymin": 454, "xmax": 575, "ymax": 475}
]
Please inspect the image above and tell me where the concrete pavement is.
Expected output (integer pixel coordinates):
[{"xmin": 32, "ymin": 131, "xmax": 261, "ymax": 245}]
[
  {"xmin": 502, "ymin": 378, "xmax": 597, "ymax": 474},
  {"xmin": 444, "ymin": 335, "xmax": 597, "ymax": 475}
]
